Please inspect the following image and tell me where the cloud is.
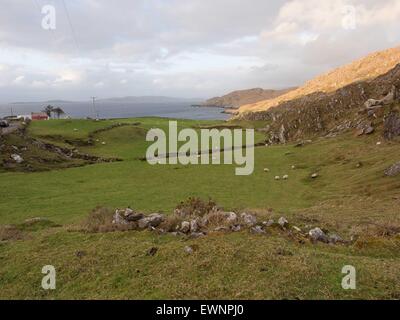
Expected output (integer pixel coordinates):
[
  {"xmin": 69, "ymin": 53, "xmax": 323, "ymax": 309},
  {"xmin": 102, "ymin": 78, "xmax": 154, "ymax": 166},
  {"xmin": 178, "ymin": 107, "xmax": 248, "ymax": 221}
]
[{"xmin": 0, "ymin": 0, "xmax": 399, "ymax": 102}]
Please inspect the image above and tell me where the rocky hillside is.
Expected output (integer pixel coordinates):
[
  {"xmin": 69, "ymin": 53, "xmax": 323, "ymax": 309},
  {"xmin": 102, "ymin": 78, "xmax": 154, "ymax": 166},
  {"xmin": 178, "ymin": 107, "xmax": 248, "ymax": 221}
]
[
  {"xmin": 239, "ymin": 47, "xmax": 400, "ymax": 114},
  {"xmin": 201, "ymin": 87, "xmax": 294, "ymax": 109},
  {"xmin": 236, "ymin": 47, "xmax": 400, "ymax": 144}
]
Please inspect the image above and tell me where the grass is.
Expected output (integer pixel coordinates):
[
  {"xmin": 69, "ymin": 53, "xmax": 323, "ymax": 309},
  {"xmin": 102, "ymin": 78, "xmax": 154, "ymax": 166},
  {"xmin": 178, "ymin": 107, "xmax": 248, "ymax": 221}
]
[{"xmin": 0, "ymin": 117, "xmax": 400, "ymax": 299}]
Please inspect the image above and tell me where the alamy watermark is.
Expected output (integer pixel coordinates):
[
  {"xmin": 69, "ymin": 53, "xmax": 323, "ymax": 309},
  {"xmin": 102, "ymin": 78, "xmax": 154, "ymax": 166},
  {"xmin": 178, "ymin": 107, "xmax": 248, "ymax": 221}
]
[
  {"xmin": 341, "ymin": 265, "xmax": 356, "ymax": 290},
  {"xmin": 146, "ymin": 121, "xmax": 255, "ymax": 175},
  {"xmin": 41, "ymin": 265, "xmax": 56, "ymax": 290},
  {"xmin": 41, "ymin": 5, "xmax": 56, "ymax": 30}
]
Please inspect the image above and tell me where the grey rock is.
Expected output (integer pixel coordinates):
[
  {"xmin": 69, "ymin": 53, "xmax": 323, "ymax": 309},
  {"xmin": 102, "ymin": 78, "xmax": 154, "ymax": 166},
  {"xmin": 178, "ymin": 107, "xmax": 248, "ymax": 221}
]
[
  {"xmin": 138, "ymin": 213, "xmax": 164, "ymax": 229},
  {"xmin": 364, "ymin": 99, "xmax": 380, "ymax": 109},
  {"xmin": 123, "ymin": 208, "xmax": 134, "ymax": 216},
  {"xmin": 308, "ymin": 227, "xmax": 329, "ymax": 243},
  {"xmin": 328, "ymin": 233, "xmax": 343, "ymax": 244},
  {"xmin": 250, "ymin": 226, "xmax": 266, "ymax": 234},
  {"xmin": 112, "ymin": 210, "xmax": 129, "ymax": 225},
  {"xmin": 190, "ymin": 219, "xmax": 200, "ymax": 233},
  {"xmin": 240, "ymin": 213, "xmax": 257, "ymax": 226},
  {"xmin": 190, "ymin": 232, "xmax": 205, "ymax": 238},
  {"xmin": 180, "ymin": 221, "xmax": 191, "ymax": 233},
  {"xmin": 184, "ymin": 246, "xmax": 194, "ymax": 254},
  {"xmin": 214, "ymin": 226, "xmax": 229, "ymax": 232},
  {"xmin": 263, "ymin": 219, "xmax": 275, "ymax": 227},
  {"xmin": 364, "ymin": 125, "xmax": 374, "ymax": 135},
  {"xmin": 231, "ymin": 224, "xmax": 242, "ymax": 232},
  {"xmin": 225, "ymin": 212, "xmax": 238, "ymax": 223},
  {"xmin": 11, "ymin": 154, "xmax": 23, "ymax": 163},
  {"xmin": 383, "ymin": 111, "xmax": 400, "ymax": 140},
  {"xmin": 278, "ymin": 217, "xmax": 289, "ymax": 227},
  {"xmin": 125, "ymin": 212, "xmax": 144, "ymax": 222},
  {"xmin": 384, "ymin": 162, "xmax": 400, "ymax": 177},
  {"xmin": 24, "ymin": 217, "xmax": 49, "ymax": 224}
]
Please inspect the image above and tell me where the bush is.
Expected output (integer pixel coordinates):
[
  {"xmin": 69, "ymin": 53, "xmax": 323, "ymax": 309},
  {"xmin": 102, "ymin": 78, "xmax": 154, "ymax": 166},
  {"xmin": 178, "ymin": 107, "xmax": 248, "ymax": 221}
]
[
  {"xmin": 0, "ymin": 225, "xmax": 25, "ymax": 241},
  {"xmin": 175, "ymin": 197, "xmax": 217, "ymax": 217},
  {"xmin": 82, "ymin": 207, "xmax": 116, "ymax": 233}
]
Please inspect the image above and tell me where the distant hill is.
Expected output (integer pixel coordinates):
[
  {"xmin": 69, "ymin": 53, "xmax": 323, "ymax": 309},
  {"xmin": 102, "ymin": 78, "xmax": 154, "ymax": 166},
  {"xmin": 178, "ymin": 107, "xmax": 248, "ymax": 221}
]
[
  {"xmin": 98, "ymin": 96, "xmax": 199, "ymax": 104},
  {"xmin": 201, "ymin": 88, "xmax": 295, "ymax": 109},
  {"xmin": 239, "ymin": 46, "xmax": 400, "ymax": 114},
  {"xmin": 11, "ymin": 100, "xmax": 74, "ymax": 105},
  {"xmin": 237, "ymin": 46, "xmax": 400, "ymax": 144},
  {"xmin": 9, "ymin": 96, "xmax": 200, "ymax": 105}
]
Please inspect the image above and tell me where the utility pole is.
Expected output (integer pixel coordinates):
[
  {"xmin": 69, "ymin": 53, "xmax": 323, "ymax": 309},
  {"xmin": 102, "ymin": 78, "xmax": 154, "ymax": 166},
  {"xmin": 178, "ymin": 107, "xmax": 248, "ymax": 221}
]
[{"xmin": 90, "ymin": 97, "xmax": 98, "ymax": 119}]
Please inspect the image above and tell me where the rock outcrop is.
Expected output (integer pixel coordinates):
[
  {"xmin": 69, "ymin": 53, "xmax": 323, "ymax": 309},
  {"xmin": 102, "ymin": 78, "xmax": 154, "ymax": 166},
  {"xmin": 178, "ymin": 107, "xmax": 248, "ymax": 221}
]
[
  {"xmin": 201, "ymin": 87, "xmax": 295, "ymax": 109},
  {"xmin": 236, "ymin": 47, "xmax": 400, "ymax": 144}
]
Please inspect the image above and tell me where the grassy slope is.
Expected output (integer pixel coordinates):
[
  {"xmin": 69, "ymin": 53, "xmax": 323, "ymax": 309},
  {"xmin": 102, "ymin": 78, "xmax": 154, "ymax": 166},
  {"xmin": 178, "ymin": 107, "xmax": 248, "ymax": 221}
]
[{"xmin": 0, "ymin": 118, "xmax": 399, "ymax": 299}]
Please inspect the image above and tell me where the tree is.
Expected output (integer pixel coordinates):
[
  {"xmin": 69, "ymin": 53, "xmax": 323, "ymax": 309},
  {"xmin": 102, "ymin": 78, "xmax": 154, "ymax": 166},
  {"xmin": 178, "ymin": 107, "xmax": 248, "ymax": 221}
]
[
  {"xmin": 52, "ymin": 107, "xmax": 65, "ymax": 119},
  {"xmin": 42, "ymin": 105, "xmax": 54, "ymax": 118}
]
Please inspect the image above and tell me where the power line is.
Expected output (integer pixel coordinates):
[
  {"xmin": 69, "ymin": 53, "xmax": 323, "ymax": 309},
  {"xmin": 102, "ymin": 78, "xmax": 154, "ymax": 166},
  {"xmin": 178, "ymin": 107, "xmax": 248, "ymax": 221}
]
[{"xmin": 61, "ymin": 0, "xmax": 80, "ymax": 53}]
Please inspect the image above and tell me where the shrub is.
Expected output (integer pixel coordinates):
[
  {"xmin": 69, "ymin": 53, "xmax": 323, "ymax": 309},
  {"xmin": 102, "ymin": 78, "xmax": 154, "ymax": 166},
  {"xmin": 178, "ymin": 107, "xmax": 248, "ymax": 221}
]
[
  {"xmin": 0, "ymin": 225, "xmax": 25, "ymax": 241},
  {"xmin": 175, "ymin": 197, "xmax": 217, "ymax": 217}
]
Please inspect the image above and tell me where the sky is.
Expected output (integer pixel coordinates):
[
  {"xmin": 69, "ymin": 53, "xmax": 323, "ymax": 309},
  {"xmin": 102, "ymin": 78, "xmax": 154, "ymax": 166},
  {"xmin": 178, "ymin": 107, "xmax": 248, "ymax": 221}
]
[{"xmin": 0, "ymin": 0, "xmax": 399, "ymax": 102}]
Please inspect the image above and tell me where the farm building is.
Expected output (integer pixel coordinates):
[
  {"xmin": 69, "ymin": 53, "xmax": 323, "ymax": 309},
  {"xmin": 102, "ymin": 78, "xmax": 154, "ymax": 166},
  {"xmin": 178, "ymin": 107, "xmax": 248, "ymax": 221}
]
[{"xmin": 31, "ymin": 112, "xmax": 49, "ymax": 121}]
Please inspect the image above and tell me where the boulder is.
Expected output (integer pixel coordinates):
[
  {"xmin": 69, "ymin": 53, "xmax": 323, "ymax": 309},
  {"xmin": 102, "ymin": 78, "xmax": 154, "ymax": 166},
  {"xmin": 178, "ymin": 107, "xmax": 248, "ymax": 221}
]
[
  {"xmin": 278, "ymin": 217, "xmax": 289, "ymax": 228},
  {"xmin": 125, "ymin": 212, "xmax": 145, "ymax": 222},
  {"xmin": 225, "ymin": 212, "xmax": 238, "ymax": 223},
  {"xmin": 250, "ymin": 226, "xmax": 266, "ymax": 234},
  {"xmin": 383, "ymin": 111, "xmax": 400, "ymax": 140},
  {"xmin": 328, "ymin": 233, "xmax": 343, "ymax": 244},
  {"xmin": 364, "ymin": 99, "xmax": 380, "ymax": 109},
  {"xmin": 381, "ymin": 86, "xmax": 397, "ymax": 104},
  {"xmin": 10, "ymin": 154, "xmax": 23, "ymax": 163},
  {"xmin": 231, "ymin": 225, "xmax": 242, "ymax": 232},
  {"xmin": 240, "ymin": 213, "xmax": 257, "ymax": 226},
  {"xmin": 263, "ymin": 219, "xmax": 275, "ymax": 227},
  {"xmin": 190, "ymin": 219, "xmax": 200, "ymax": 233},
  {"xmin": 384, "ymin": 162, "xmax": 400, "ymax": 177},
  {"xmin": 364, "ymin": 125, "xmax": 374, "ymax": 135},
  {"xmin": 214, "ymin": 226, "xmax": 229, "ymax": 232},
  {"xmin": 180, "ymin": 221, "xmax": 191, "ymax": 233},
  {"xmin": 138, "ymin": 213, "xmax": 164, "ymax": 229},
  {"xmin": 112, "ymin": 210, "xmax": 129, "ymax": 225},
  {"xmin": 308, "ymin": 227, "xmax": 329, "ymax": 243},
  {"xmin": 190, "ymin": 232, "xmax": 205, "ymax": 238},
  {"xmin": 184, "ymin": 246, "xmax": 194, "ymax": 254}
]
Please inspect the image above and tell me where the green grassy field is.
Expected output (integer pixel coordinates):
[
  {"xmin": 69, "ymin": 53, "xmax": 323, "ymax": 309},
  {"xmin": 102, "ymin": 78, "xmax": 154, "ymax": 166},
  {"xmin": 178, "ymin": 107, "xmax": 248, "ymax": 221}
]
[{"xmin": 0, "ymin": 117, "xmax": 400, "ymax": 299}]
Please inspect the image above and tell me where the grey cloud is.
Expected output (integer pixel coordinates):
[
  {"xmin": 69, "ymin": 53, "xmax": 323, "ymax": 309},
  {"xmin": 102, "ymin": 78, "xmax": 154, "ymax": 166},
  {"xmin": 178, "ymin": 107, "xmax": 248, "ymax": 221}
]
[{"xmin": 0, "ymin": 0, "xmax": 399, "ymax": 102}]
